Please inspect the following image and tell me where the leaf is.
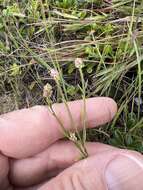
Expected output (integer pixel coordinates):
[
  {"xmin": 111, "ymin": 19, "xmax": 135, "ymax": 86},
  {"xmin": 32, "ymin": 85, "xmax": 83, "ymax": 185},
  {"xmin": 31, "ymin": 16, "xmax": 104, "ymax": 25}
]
[
  {"xmin": 10, "ymin": 63, "xmax": 21, "ymax": 76},
  {"xmin": 29, "ymin": 81, "xmax": 36, "ymax": 90},
  {"xmin": 68, "ymin": 63, "xmax": 75, "ymax": 74},
  {"xmin": 53, "ymin": 10, "xmax": 78, "ymax": 19},
  {"xmin": 12, "ymin": 13, "xmax": 26, "ymax": 18},
  {"xmin": 114, "ymin": 130, "xmax": 124, "ymax": 145},
  {"xmin": 125, "ymin": 134, "xmax": 133, "ymax": 145},
  {"xmin": 67, "ymin": 85, "xmax": 76, "ymax": 96},
  {"xmin": 86, "ymin": 63, "xmax": 94, "ymax": 73}
]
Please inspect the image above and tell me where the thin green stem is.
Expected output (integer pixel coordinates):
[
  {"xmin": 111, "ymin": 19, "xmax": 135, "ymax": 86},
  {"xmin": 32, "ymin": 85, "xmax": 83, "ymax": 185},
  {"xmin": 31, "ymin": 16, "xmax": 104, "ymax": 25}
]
[
  {"xmin": 79, "ymin": 68, "xmax": 88, "ymax": 156},
  {"xmin": 56, "ymin": 80, "xmax": 82, "ymax": 141}
]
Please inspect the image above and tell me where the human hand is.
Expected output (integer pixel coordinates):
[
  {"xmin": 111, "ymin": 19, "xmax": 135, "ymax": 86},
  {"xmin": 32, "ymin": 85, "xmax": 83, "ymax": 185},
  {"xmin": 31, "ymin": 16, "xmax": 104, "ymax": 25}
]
[{"xmin": 0, "ymin": 97, "xmax": 142, "ymax": 190}]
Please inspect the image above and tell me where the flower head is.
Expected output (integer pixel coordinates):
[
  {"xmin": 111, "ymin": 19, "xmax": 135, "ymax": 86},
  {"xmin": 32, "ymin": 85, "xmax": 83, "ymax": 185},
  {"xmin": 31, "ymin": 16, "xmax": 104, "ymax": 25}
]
[
  {"xmin": 69, "ymin": 132, "xmax": 77, "ymax": 142},
  {"xmin": 43, "ymin": 83, "xmax": 53, "ymax": 98},
  {"xmin": 50, "ymin": 69, "xmax": 60, "ymax": 81},
  {"xmin": 75, "ymin": 58, "xmax": 84, "ymax": 69}
]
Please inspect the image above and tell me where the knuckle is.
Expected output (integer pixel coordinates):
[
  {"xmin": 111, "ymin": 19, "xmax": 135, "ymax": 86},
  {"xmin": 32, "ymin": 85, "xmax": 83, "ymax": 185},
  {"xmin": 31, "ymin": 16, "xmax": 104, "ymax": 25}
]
[{"xmin": 59, "ymin": 168, "xmax": 87, "ymax": 190}]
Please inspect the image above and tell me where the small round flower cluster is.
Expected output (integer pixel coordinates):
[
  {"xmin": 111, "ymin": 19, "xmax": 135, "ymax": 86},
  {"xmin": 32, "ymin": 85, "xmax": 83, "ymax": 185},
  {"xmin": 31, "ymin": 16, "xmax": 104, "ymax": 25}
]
[
  {"xmin": 50, "ymin": 69, "xmax": 60, "ymax": 81},
  {"xmin": 69, "ymin": 132, "xmax": 77, "ymax": 142},
  {"xmin": 75, "ymin": 58, "xmax": 84, "ymax": 69},
  {"xmin": 43, "ymin": 83, "xmax": 53, "ymax": 98}
]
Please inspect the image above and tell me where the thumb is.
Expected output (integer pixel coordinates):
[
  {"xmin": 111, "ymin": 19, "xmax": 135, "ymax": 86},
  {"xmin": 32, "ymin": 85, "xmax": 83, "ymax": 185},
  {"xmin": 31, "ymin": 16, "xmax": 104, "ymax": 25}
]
[
  {"xmin": 105, "ymin": 150, "xmax": 143, "ymax": 190},
  {"xmin": 38, "ymin": 149, "xmax": 143, "ymax": 190}
]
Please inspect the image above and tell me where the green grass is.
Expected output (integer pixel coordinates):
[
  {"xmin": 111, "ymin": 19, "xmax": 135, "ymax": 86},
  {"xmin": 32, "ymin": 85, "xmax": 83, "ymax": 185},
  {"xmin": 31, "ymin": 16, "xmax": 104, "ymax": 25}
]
[{"xmin": 0, "ymin": 0, "xmax": 143, "ymax": 153}]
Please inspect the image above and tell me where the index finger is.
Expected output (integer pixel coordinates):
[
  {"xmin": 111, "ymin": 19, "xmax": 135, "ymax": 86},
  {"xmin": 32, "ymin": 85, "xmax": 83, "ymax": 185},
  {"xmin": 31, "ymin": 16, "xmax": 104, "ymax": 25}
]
[{"xmin": 0, "ymin": 97, "xmax": 117, "ymax": 158}]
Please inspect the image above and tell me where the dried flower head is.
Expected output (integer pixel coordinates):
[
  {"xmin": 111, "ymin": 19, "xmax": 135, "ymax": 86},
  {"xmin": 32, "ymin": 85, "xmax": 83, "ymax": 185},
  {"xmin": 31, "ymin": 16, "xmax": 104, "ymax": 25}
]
[
  {"xmin": 50, "ymin": 69, "xmax": 59, "ymax": 81},
  {"xmin": 89, "ymin": 30, "xmax": 95, "ymax": 35},
  {"xmin": 75, "ymin": 58, "xmax": 84, "ymax": 69},
  {"xmin": 69, "ymin": 132, "xmax": 77, "ymax": 142},
  {"xmin": 43, "ymin": 83, "xmax": 53, "ymax": 98}
]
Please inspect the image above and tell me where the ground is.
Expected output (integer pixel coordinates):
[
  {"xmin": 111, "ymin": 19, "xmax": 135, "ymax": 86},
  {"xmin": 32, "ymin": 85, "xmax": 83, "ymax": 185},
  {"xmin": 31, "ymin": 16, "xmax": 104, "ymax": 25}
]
[{"xmin": 0, "ymin": 0, "xmax": 143, "ymax": 152}]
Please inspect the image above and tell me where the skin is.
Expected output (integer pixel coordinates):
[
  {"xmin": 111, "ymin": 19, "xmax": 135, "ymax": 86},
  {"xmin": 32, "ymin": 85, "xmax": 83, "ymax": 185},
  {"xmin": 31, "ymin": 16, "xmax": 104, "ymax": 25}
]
[{"xmin": 0, "ymin": 97, "xmax": 142, "ymax": 190}]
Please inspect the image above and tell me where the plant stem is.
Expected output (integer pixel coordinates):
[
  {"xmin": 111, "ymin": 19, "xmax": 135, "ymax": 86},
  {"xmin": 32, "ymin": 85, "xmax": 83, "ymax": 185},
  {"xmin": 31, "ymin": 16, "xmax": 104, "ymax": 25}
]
[{"xmin": 79, "ymin": 67, "xmax": 88, "ymax": 156}]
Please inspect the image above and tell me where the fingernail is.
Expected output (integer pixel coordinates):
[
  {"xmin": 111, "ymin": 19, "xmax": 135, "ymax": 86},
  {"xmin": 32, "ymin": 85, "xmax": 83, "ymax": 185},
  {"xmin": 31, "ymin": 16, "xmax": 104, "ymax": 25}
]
[{"xmin": 105, "ymin": 154, "xmax": 143, "ymax": 190}]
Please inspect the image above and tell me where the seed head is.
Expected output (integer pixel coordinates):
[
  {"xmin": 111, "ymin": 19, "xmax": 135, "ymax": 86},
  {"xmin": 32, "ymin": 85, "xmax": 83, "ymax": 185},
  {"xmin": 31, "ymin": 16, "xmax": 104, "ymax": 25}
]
[
  {"xmin": 75, "ymin": 58, "xmax": 84, "ymax": 69},
  {"xmin": 89, "ymin": 30, "xmax": 95, "ymax": 35},
  {"xmin": 43, "ymin": 83, "xmax": 53, "ymax": 98},
  {"xmin": 50, "ymin": 69, "xmax": 59, "ymax": 81},
  {"xmin": 69, "ymin": 132, "xmax": 78, "ymax": 142}
]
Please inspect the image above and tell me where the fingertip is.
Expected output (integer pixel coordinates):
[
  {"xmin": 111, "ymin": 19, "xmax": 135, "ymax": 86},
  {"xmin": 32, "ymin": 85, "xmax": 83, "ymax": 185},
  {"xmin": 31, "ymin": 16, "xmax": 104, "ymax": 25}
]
[
  {"xmin": 103, "ymin": 97, "xmax": 118, "ymax": 120},
  {"xmin": 85, "ymin": 97, "xmax": 117, "ymax": 127},
  {"xmin": 51, "ymin": 97, "xmax": 117, "ymax": 129}
]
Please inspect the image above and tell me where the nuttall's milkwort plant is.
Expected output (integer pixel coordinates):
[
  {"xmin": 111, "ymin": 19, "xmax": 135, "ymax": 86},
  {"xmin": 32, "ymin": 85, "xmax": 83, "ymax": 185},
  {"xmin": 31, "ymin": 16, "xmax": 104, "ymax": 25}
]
[{"xmin": 43, "ymin": 58, "xmax": 88, "ymax": 159}]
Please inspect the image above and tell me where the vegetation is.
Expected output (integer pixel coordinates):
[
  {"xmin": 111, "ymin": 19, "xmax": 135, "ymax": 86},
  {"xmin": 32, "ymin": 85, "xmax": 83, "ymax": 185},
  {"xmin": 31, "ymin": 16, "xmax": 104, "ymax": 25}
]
[{"xmin": 0, "ymin": 0, "xmax": 143, "ymax": 153}]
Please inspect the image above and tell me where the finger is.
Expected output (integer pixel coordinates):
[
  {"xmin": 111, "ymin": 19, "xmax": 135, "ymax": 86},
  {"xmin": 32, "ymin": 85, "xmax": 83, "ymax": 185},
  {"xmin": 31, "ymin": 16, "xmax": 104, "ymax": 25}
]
[
  {"xmin": 15, "ymin": 181, "xmax": 47, "ymax": 190},
  {"xmin": 38, "ymin": 150, "xmax": 143, "ymax": 190},
  {"xmin": 0, "ymin": 153, "xmax": 10, "ymax": 189},
  {"xmin": 0, "ymin": 97, "xmax": 117, "ymax": 158},
  {"xmin": 10, "ymin": 142, "xmax": 115, "ymax": 187}
]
